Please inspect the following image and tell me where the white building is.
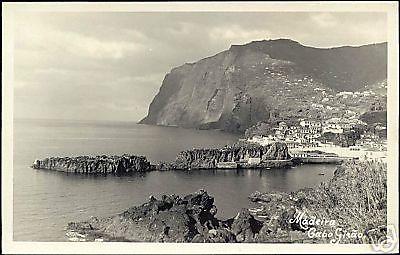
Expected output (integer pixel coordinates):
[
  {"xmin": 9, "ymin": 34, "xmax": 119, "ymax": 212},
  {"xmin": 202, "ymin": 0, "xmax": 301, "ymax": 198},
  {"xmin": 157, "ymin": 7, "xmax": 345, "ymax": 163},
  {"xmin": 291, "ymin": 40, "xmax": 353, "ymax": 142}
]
[
  {"xmin": 300, "ymin": 120, "xmax": 322, "ymax": 128},
  {"xmin": 248, "ymin": 136, "xmax": 277, "ymax": 146},
  {"xmin": 322, "ymin": 124, "xmax": 344, "ymax": 134},
  {"xmin": 248, "ymin": 158, "xmax": 261, "ymax": 164},
  {"xmin": 337, "ymin": 91, "xmax": 354, "ymax": 96}
]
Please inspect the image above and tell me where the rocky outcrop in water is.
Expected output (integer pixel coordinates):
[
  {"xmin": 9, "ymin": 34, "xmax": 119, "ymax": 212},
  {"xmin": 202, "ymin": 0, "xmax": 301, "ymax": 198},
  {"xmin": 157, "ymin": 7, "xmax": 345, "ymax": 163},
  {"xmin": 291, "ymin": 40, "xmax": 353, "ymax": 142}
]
[
  {"xmin": 173, "ymin": 142, "xmax": 290, "ymax": 169},
  {"xmin": 32, "ymin": 154, "xmax": 151, "ymax": 175},
  {"xmin": 31, "ymin": 143, "xmax": 292, "ymax": 174}
]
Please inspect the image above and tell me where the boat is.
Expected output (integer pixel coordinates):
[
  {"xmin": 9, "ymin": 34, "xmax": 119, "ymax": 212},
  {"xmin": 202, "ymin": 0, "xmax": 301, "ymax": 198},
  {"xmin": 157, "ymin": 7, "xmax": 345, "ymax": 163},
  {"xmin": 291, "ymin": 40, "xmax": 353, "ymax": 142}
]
[
  {"xmin": 318, "ymin": 172, "xmax": 325, "ymax": 175},
  {"xmin": 248, "ymin": 207, "xmax": 264, "ymax": 213}
]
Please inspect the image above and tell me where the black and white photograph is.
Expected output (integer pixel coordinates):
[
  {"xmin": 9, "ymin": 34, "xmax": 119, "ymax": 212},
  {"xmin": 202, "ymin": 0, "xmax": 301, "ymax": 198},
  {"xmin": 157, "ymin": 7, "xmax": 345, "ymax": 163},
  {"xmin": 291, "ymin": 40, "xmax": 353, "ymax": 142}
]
[{"xmin": 2, "ymin": 2, "xmax": 399, "ymax": 254}]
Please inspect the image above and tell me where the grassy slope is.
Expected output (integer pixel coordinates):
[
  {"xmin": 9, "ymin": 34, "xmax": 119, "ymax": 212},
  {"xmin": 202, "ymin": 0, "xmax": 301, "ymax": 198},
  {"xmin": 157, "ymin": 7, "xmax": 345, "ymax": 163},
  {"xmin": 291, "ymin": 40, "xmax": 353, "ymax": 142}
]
[{"xmin": 251, "ymin": 160, "xmax": 387, "ymax": 243}]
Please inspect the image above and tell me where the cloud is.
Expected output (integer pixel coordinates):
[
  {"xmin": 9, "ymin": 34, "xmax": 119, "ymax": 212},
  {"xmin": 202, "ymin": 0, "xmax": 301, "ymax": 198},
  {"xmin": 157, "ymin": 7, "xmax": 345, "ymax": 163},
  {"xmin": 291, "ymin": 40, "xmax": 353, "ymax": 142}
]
[
  {"xmin": 209, "ymin": 25, "xmax": 271, "ymax": 45},
  {"xmin": 12, "ymin": 12, "xmax": 387, "ymax": 121},
  {"xmin": 16, "ymin": 20, "xmax": 145, "ymax": 60},
  {"xmin": 310, "ymin": 13, "xmax": 338, "ymax": 28},
  {"xmin": 59, "ymin": 32, "xmax": 142, "ymax": 60}
]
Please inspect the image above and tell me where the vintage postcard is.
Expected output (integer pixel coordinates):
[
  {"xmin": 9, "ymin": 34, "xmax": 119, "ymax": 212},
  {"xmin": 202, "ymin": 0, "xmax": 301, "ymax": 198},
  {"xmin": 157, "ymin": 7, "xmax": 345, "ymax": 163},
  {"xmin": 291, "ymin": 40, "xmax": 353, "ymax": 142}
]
[{"xmin": 2, "ymin": 1, "xmax": 399, "ymax": 254}]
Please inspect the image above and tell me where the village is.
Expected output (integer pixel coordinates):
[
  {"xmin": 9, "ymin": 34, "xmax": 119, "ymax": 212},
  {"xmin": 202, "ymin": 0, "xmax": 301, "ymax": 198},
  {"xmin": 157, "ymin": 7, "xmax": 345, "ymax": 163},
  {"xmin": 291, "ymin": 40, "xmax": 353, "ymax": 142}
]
[{"xmin": 247, "ymin": 117, "xmax": 387, "ymax": 162}]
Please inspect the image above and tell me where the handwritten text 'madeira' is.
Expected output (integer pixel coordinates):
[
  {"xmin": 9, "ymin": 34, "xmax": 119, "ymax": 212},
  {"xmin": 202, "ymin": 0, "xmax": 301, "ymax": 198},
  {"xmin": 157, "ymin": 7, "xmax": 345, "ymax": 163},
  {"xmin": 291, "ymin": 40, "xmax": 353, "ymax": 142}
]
[{"xmin": 288, "ymin": 211, "xmax": 336, "ymax": 230}]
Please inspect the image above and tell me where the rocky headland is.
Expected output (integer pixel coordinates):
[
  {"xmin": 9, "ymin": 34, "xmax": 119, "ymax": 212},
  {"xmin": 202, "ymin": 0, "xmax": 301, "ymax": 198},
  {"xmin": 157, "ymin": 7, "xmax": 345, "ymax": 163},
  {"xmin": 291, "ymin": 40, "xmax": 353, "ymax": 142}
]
[
  {"xmin": 140, "ymin": 39, "xmax": 387, "ymax": 133},
  {"xmin": 66, "ymin": 160, "xmax": 387, "ymax": 243}
]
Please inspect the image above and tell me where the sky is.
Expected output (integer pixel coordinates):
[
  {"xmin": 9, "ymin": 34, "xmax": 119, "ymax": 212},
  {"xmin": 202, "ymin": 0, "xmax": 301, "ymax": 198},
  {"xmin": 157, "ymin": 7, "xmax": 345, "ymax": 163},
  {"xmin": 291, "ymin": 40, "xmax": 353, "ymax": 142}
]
[{"xmin": 13, "ymin": 12, "xmax": 387, "ymax": 122}]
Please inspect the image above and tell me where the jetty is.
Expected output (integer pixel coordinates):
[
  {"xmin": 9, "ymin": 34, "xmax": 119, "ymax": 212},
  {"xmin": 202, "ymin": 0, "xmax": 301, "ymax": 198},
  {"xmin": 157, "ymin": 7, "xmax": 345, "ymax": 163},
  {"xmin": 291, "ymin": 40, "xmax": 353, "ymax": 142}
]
[{"xmin": 290, "ymin": 150, "xmax": 356, "ymax": 164}]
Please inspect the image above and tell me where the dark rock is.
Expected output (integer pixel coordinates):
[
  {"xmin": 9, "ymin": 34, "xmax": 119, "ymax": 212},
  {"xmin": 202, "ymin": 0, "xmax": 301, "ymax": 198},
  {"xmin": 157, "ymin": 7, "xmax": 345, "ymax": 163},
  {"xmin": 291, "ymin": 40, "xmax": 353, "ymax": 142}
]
[
  {"xmin": 32, "ymin": 154, "xmax": 151, "ymax": 175},
  {"xmin": 230, "ymin": 209, "xmax": 263, "ymax": 242},
  {"xmin": 174, "ymin": 142, "xmax": 290, "ymax": 170},
  {"xmin": 66, "ymin": 190, "xmax": 225, "ymax": 242}
]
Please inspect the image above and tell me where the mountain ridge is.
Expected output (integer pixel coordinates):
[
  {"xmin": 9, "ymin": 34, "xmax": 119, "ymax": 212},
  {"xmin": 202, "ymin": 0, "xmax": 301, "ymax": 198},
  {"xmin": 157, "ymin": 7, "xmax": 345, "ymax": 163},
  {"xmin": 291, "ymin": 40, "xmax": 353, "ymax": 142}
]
[{"xmin": 140, "ymin": 39, "xmax": 387, "ymax": 133}]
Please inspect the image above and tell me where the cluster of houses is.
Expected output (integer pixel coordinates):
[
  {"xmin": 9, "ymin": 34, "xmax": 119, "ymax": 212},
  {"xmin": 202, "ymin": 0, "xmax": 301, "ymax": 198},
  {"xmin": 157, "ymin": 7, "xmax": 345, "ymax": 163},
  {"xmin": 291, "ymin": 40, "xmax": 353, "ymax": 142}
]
[
  {"xmin": 248, "ymin": 118, "xmax": 368, "ymax": 149},
  {"xmin": 355, "ymin": 133, "xmax": 387, "ymax": 151},
  {"xmin": 317, "ymin": 89, "xmax": 381, "ymax": 112},
  {"xmin": 336, "ymin": 90, "xmax": 376, "ymax": 98}
]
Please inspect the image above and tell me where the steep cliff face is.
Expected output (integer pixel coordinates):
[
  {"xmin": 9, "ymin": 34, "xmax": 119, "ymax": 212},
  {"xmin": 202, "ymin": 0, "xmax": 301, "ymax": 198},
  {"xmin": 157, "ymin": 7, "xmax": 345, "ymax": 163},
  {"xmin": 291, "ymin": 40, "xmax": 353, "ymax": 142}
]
[{"xmin": 140, "ymin": 39, "xmax": 387, "ymax": 132}]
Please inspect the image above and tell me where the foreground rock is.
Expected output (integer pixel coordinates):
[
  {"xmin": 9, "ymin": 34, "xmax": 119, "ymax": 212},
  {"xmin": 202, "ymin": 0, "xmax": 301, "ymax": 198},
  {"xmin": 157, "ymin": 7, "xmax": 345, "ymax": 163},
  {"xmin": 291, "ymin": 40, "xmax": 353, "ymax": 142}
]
[
  {"xmin": 32, "ymin": 154, "xmax": 151, "ymax": 175},
  {"xmin": 66, "ymin": 160, "xmax": 387, "ymax": 243},
  {"xmin": 66, "ymin": 190, "xmax": 261, "ymax": 242}
]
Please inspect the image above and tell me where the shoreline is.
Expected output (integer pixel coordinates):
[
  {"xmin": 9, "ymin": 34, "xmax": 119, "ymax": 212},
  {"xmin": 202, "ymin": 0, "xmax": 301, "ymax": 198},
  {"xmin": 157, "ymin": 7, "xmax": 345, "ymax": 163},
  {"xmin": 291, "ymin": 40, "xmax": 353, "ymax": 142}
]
[{"xmin": 289, "ymin": 145, "xmax": 387, "ymax": 162}]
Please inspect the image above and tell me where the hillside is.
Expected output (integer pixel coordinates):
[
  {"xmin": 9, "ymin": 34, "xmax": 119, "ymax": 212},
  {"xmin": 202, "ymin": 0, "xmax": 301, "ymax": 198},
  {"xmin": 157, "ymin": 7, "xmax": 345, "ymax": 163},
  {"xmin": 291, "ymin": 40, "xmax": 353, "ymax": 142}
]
[{"xmin": 140, "ymin": 39, "xmax": 387, "ymax": 133}]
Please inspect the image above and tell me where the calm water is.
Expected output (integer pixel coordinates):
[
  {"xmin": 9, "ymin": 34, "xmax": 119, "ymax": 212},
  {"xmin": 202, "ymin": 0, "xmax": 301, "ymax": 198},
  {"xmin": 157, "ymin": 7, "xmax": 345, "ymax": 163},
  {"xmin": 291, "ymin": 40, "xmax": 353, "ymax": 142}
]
[{"xmin": 13, "ymin": 119, "xmax": 336, "ymax": 241}]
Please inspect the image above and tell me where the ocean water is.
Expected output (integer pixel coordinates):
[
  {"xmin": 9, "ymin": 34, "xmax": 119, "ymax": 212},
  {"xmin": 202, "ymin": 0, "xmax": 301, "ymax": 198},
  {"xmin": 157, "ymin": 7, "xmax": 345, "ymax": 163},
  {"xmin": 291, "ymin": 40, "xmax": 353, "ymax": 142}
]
[{"xmin": 13, "ymin": 119, "xmax": 336, "ymax": 241}]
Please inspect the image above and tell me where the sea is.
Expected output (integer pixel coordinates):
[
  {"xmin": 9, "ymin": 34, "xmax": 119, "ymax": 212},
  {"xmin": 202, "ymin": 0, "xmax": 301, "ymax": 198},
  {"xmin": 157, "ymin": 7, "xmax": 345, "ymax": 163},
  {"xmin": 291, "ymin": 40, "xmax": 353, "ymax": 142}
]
[{"xmin": 13, "ymin": 119, "xmax": 336, "ymax": 241}]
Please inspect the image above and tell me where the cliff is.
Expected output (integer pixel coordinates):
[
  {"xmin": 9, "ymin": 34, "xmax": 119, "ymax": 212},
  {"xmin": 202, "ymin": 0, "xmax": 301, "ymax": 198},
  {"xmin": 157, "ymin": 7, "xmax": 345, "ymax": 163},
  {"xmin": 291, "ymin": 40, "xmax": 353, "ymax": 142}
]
[
  {"xmin": 32, "ymin": 154, "xmax": 151, "ymax": 175},
  {"xmin": 140, "ymin": 39, "xmax": 387, "ymax": 132}
]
